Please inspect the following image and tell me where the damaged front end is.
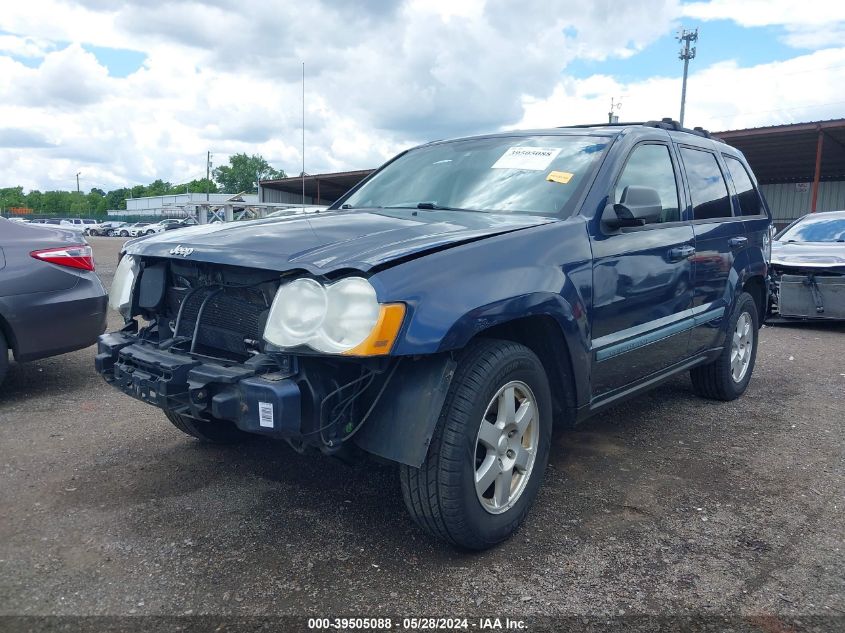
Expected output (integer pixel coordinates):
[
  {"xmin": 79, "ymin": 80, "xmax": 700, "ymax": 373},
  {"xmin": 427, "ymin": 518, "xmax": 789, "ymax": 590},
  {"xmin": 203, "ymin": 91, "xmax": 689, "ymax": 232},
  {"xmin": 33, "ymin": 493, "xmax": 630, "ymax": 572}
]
[
  {"xmin": 769, "ymin": 259, "xmax": 845, "ymax": 321},
  {"xmin": 95, "ymin": 255, "xmax": 454, "ymax": 466}
]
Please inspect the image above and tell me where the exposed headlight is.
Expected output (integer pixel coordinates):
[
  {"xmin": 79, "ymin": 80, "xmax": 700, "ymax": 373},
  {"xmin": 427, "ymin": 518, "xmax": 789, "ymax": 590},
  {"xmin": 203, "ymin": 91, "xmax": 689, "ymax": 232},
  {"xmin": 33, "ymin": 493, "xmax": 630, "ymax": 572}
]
[
  {"xmin": 108, "ymin": 255, "xmax": 139, "ymax": 317},
  {"xmin": 263, "ymin": 277, "xmax": 405, "ymax": 355}
]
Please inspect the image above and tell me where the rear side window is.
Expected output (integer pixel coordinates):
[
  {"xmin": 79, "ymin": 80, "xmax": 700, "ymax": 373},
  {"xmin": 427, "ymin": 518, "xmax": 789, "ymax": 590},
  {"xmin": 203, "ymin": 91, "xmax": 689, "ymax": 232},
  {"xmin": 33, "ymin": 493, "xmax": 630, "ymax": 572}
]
[
  {"xmin": 724, "ymin": 155, "xmax": 763, "ymax": 216},
  {"xmin": 680, "ymin": 147, "xmax": 733, "ymax": 220},
  {"xmin": 614, "ymin": 144, "xmax": 681, "ymax": 224}
]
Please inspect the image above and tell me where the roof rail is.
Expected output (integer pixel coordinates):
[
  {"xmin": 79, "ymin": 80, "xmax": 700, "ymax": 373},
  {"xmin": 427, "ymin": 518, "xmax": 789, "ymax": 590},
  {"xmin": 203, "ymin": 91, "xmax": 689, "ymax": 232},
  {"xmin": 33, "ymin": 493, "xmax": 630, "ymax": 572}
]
[
  {"xmin": 563, "ymin": 122, "xmax": 646, "ymax": 128},
  {"xmin": 644, "ymin": 117, "xmax": 712, "ymax": 139}
]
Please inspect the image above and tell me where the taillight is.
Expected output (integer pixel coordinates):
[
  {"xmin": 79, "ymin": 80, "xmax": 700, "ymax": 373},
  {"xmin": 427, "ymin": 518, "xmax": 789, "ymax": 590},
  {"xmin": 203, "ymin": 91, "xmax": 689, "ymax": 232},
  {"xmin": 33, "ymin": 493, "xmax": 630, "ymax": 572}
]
[{"xmin": 30, "ymin": 244, "xmax": 95, "ymax": 271}]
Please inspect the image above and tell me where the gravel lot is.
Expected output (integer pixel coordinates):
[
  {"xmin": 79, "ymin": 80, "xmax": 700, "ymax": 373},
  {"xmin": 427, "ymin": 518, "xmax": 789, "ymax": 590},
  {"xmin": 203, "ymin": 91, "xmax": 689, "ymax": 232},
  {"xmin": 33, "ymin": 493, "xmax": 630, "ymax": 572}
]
[{"xmin": 1, "ymin": 237, "xmax": 843, "ymax": 625}]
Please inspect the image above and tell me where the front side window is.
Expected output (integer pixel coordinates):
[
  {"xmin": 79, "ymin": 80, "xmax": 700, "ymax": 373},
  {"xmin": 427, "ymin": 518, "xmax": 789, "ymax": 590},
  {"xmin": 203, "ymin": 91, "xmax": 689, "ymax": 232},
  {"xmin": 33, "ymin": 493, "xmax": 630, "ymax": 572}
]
[
  {"xmin": 614, "ymin": 144, "xmax": 680, "ymax": 224},
  {"xmin": 724, "ymin": 155, "xmax": 763, "ymax": 216},
  {"xmin": 680, "ymin": 147, "xmax": 733, "ymax": 220},
  {"xmin": 341, "ymin": 135, "xmax": 609, "ymax": 216}
]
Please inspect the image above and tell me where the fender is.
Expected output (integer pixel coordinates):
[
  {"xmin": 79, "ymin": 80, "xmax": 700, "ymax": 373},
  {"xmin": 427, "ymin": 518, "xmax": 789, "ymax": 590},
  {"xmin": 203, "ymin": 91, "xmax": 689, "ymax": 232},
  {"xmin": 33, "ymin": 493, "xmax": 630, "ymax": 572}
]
[{"xmin": 370, "ymin": 218, "xmax": 594, "ymax": 408}]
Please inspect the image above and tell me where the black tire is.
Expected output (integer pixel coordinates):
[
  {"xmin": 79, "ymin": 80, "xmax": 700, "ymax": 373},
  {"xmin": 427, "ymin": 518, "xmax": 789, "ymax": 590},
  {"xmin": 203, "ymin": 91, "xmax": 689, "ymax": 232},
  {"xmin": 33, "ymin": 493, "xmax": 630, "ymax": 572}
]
[
  {"xmin": 399, "ymin": 339, "xmax": 552, "ymax": 550},
  {"xmin": 119, "ymin": 230, "xmax": 128, "ymax": 237},
  {"xmin": 0, "ymin": 330, "xmax": 9, "ymax": 387},
  {"xmin": 690, "ymin": 292, "xmax": 759, "ymax": 401},
  {"xmin": 146, "ymin": 229, "xmax": 154, "ymax": 235},
  {"xmin": 164, "ymin": 409, "xmax": 249, "ymax": 444}
]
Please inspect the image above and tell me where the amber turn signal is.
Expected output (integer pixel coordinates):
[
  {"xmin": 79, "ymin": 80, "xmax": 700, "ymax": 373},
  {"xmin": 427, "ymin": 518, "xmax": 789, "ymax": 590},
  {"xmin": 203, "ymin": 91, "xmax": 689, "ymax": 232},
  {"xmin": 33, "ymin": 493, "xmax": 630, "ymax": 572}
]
[{"xmin": 343, "ymin": 303, "xmax": 406, "ymax": 356}]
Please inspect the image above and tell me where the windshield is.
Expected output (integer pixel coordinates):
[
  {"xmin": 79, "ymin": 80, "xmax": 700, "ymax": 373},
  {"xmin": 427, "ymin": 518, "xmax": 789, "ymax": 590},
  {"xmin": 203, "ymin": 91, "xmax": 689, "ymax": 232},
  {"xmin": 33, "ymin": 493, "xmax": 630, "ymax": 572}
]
[
  {"xmin": 778, "ymin": 215, "xmax": 845, "ymax": 242},
  {"xmin": 341, "ymin": 135, "xmax": 609, "ymax": 216}
]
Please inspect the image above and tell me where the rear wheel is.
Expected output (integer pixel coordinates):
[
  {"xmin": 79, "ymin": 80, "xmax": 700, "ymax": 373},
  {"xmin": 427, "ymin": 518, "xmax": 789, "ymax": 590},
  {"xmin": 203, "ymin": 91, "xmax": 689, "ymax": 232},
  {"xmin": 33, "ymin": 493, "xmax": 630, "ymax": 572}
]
[
  {"xmin": 164, "ymin": 409, "xmax": 249, "ymax": 444},
  {"xmin": 146, "ymin": 229, "xmax": 155, "ymax": 235},
  {"xmin": 0, "ymin": 330, "xmax": 9, "ymax": 387},
  {"xmin": 690, "ymin": 291, "xmax": 759, "ymax": 401},
  {"xmin": 399, "ymin": 339, "xmax": 552, "ymax": 550}
]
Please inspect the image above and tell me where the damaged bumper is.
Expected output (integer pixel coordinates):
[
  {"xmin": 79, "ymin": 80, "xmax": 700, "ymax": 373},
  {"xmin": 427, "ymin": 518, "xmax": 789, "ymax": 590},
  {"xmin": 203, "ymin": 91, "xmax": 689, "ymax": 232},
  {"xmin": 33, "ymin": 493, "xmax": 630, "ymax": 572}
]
[
  {"xmin": 770, "ymin": 270, "xmax": 845, "ymax": 320},
  {"xmin": 95, "ymin": 332, "xmax": 302, "ymax": 436},
  {"xmin": 95, "ymin": 331, "xmax": 456, "ymax": 467}
]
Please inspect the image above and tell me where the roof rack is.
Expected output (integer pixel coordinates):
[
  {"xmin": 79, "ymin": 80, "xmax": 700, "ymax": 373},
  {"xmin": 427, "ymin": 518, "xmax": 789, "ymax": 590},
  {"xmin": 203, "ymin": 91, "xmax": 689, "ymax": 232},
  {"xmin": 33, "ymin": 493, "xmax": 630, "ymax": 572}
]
[
  {"xmin": 644, "ymin": 118, "xmax": 712, "ymax": 139},
  {"xmin": 564, "ymin": 122, "xmax": 646, "ymax": 128},
  {"xmin": 563, "ymin": 118, "xmax": 713, "ymax": 139}
]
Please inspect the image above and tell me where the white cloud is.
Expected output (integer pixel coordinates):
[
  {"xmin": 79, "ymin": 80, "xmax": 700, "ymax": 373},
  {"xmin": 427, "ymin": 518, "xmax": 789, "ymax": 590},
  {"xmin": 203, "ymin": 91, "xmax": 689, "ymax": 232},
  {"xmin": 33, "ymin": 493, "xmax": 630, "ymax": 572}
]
[
  {"xmin": 517, "ymin": 48, "xmax": 845, "ymax": 131},
  {"xmin": 683, "ymin": 0, "xmax": 845, "ymax": 50},
  {"xmin": 0, "ymin": 0, "xmax": 844, "ymax": 194}
]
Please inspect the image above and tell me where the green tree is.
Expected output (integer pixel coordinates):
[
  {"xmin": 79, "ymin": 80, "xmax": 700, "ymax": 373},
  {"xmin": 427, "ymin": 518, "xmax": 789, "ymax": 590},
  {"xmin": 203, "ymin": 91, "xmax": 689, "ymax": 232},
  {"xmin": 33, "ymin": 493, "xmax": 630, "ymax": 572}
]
[
  {"xmin": 105, "ymin": 188, "xmax": 128, "ymax": 210},
  {"xmin": 213, "ymin": 153, "xmax": 285, "ymax": 194},
  {"xmin": 171, "ymin": 178, "xmax": 219, "ymax": 194},
  {"xmin": 41, "ymin": 191, "xmax": 67, "ymax": 215},
  {"xmin": 25, "ymin": 190, "xmax": 43, "ymax": 212},
  {"xmin": 0, "ymin": 186, "xmax": 25, "ymax": 211},
  {"xmin": 89, "ymin": 187, "xmax": 106, "ymax": 197}
]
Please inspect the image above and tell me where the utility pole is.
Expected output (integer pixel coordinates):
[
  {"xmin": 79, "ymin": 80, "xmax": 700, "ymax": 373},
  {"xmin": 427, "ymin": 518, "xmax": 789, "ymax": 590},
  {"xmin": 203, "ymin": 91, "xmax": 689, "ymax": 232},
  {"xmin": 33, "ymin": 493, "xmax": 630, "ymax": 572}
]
[
  {"xmin": 76, "ymin": 172, "xmax": 81, "ymax": 194},
  {"xmin": 677, "ymin": 27, "xmax": 698, "ymax": 127},
  {"xmin": 206, "ymin": 151, "xmax": 212, "ymax": 201},
  {"xmin": 302, "ymin": 61, "xmax": 306, "ymax": 207}
]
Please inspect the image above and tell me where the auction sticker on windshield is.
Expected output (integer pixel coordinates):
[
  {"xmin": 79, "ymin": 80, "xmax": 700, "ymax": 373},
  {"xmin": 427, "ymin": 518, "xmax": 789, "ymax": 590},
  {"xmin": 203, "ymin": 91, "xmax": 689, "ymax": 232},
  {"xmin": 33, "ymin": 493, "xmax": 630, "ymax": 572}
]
[{"xmin": 492, "ymin": 146, "xmax": 562, "ymax": 170}]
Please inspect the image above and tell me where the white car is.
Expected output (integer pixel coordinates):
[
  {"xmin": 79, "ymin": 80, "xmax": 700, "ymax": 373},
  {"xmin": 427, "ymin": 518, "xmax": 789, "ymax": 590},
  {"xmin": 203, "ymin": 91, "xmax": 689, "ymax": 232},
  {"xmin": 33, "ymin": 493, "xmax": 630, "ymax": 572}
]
[
  {"xmin": 144, "ymin": 219, "xmax": 187, "ymax": 234},
  {"xmin": 7, "ymin": 217, "xmax": 30, "ymax": 223},
  {"xmin": 118, "ymin": 222, "xmax": 153, "ymax": 237}
]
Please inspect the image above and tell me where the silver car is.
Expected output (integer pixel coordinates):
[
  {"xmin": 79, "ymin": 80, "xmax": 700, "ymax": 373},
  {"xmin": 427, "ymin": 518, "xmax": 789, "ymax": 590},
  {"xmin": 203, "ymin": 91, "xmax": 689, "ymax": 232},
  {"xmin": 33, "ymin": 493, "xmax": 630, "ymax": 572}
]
[
  {"xmin": 0, "ymin": 218, "xmax": 108, "ymax": 386},
  {"xmin": 769, "ymin": 210, "xmax": 845, "ymax": 320}
]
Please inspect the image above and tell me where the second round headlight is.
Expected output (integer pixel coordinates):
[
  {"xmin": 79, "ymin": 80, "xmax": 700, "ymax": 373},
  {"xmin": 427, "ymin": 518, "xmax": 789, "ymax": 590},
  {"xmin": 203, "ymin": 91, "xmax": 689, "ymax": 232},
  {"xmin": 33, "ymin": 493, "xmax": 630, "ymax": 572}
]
[{"xmin": 263, "ymin": 276, "xmax": 380, "ymax": 353}]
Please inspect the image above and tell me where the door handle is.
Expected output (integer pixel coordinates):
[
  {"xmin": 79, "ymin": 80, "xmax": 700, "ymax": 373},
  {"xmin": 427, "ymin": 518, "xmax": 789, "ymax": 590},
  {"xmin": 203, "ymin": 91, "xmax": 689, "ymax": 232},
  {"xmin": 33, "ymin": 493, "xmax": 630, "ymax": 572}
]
[
  {"xmin": 668, "ymin": 245, "xmax": 695, "ymax": 261},
  {"xmin": 729, "ymin": 236, "xmax": 748, "ymax": 249}
]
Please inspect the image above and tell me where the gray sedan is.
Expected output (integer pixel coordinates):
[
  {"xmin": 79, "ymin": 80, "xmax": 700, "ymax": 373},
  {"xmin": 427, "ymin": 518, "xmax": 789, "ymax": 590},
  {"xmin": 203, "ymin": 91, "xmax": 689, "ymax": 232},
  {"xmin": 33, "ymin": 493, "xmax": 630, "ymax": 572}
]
[{"xmin": 0, "ymin": 218, "xmax": 108, "ymax": 386}]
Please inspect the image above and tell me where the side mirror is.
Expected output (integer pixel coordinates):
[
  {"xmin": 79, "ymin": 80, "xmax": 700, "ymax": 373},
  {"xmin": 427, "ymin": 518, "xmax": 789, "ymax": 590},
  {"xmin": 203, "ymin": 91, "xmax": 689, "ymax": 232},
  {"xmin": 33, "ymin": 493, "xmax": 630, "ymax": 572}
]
[{"xmin": 602, "ymin": 185, "xmax": 663, "ymax": 229}]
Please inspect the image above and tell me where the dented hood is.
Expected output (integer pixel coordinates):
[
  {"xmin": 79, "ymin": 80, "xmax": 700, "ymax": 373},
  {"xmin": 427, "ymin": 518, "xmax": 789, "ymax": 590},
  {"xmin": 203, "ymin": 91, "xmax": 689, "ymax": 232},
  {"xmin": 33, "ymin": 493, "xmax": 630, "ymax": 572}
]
[
  {"xmin": 771, "ymin": 241, "xmax": 845, "ymax": 272},
  {"xmin": 122, "ymin": 209, "xmax": 555, "ymax": 273}
]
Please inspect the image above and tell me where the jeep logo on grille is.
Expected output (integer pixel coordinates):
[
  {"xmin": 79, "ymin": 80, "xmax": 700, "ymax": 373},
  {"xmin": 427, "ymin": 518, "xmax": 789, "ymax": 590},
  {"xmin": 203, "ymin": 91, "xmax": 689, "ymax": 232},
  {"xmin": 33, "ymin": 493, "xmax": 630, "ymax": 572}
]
[{"xmin": 169, "ymin": 245, "xmax": 194, "ymax": 257}]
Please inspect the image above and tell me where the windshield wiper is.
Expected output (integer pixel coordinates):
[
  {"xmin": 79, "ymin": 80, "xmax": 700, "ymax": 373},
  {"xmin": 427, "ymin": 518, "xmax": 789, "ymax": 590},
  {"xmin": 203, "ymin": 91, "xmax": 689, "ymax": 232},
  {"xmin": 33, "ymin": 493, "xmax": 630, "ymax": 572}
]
[{"xmin": 383, "ymin": 202, "xmax": 482, "ymax": 213}]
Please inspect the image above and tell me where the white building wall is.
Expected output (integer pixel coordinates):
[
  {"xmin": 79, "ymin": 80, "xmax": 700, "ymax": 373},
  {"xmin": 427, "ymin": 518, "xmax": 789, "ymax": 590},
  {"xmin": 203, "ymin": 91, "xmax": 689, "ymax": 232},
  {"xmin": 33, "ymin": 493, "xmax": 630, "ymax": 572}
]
[{"xmin": 125, "ymin": 193, "xmax": 258, "ymax": 213}]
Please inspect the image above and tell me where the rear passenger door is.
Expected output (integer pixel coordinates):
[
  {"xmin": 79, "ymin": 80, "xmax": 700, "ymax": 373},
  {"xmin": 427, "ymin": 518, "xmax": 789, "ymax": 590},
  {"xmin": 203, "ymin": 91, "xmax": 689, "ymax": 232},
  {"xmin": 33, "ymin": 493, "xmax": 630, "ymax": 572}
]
[{"xmin": 678, "ymin": 145, "xmax": 746, "ymax": 355}]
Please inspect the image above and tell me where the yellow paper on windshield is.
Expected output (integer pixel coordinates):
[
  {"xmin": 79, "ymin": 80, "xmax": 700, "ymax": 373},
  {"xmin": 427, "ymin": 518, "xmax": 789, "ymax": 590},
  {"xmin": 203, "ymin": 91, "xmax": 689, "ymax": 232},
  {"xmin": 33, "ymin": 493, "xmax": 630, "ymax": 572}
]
[{"xmin": 546, "ymin": 170, "xmax": 573, "ymax": 184}]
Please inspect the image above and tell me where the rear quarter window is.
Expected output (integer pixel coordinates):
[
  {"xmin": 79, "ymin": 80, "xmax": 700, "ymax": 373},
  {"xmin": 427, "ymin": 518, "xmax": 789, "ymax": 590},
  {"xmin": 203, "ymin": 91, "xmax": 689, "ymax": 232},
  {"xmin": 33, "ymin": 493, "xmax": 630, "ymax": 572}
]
[{"xmin": 724, "ymin": 155, "xmax": 764, "ymax": 216}]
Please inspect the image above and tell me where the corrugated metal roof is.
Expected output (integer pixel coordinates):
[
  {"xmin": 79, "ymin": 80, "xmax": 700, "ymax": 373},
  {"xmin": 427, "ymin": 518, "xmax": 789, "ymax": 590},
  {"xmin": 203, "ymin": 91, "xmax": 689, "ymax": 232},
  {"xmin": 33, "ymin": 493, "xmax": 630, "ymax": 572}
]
[
  {"xmin": 713, "ymin": 120, "xmax": 845, "ymax": 184},
  {"xmin": 260, "ymin": 169, "xmax": 374, "ymax": 202}
]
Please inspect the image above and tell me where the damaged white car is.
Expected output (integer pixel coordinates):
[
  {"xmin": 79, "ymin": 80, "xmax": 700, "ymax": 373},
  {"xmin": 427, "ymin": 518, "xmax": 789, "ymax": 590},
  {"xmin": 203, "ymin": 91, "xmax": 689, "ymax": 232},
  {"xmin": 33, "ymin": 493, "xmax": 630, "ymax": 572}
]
[{"xmin": 769, "ymin": 210, "xmax": 845, "ymax": 321}]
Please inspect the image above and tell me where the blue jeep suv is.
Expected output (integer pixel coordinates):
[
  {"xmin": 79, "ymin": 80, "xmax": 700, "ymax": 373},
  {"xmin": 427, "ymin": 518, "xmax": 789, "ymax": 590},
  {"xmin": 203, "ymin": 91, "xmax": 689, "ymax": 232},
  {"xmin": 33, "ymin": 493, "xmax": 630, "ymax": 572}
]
[{"xmin": 96, "ymin": 119, "xmax": 771, "ymax": 549}]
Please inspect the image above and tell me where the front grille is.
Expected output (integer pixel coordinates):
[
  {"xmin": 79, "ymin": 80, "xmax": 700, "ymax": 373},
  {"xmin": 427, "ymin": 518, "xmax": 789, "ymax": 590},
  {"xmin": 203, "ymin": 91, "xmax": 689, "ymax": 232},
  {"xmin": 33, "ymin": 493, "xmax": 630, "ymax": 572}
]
[{"xmin": 171, "ymin": 286, "xmax": 270, "ymax": 359}]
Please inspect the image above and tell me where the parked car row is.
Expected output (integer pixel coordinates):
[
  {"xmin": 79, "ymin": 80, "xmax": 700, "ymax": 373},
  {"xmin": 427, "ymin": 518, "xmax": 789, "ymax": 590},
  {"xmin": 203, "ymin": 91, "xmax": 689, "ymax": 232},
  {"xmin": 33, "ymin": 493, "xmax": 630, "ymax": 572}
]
[{"xmin": 3, "ymin": 218, "xmax": 201, "ymax": 237}]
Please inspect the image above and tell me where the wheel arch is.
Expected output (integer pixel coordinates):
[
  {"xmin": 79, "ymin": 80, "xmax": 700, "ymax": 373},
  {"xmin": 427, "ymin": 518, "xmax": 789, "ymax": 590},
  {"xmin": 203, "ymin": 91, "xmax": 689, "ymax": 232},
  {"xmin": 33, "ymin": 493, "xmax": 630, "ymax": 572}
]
[
  {"xmin": 0, "ymin": 308, "xmax": 18, "ymax": 357},
  {"xmin": 468, "ymin": 314, "xmax": 579, "ymax": 427},
  {"xmin": 742, "ymin": 274, "xmax": 767, "ymax": 324}
]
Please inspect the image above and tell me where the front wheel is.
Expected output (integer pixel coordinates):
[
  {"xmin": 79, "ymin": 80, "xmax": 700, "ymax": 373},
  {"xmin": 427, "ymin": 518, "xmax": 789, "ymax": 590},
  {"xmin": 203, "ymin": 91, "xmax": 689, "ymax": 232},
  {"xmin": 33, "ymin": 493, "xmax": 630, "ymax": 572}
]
[
  {"xmin": 146, "ymin": 229, "xmax": 155, "ymax": 235},
  {"xmin": 400, "ymin": 339, "xmax": 552, "ymax": 550},
  {"xmin": 690, "ymin": 291, "xmax": 759, "ymax": 401},
  {"xmin": 119, "ymin": 230, "xmax": 128, "ymax": 237}
]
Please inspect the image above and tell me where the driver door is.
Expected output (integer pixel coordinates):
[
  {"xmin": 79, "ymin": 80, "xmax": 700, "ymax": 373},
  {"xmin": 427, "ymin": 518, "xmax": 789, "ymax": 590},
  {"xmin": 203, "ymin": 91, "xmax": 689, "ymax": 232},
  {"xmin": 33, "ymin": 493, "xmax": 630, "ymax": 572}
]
[{"xmin": 589, "ymin": 142, "xmax": 696, "ymax": 399}]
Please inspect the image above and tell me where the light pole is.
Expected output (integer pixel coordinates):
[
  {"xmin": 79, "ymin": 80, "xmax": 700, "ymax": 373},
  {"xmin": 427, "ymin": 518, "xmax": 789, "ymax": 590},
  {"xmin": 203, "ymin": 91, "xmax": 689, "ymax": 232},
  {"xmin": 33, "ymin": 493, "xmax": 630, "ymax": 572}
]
[
  {"xmin": 677, "ymin": 28, "xmax": 698, "ymax": 127},
  {"xmin": 76, "ymin": 172, "xmax": 81, "ymax": 194}
]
